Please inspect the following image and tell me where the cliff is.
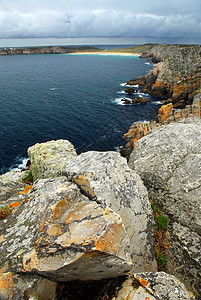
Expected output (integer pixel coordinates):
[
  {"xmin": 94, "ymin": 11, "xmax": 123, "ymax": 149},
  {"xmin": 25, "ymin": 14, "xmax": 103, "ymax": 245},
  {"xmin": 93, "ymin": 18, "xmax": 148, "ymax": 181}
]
[
  {"xmin": 0, "ymin": 134, "xmax": 199, "ymax": 299},
  {"xmin": 120, "ymin": 44, "xmax": 201, "ymax": 159},
  {"xmin": 136, "ymin": 44, "xmax": 201, "ymax": 108}
]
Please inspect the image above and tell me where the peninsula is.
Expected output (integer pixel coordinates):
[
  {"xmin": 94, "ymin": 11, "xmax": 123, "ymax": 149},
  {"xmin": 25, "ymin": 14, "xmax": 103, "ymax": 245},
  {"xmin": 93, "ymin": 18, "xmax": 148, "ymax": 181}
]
[{"xmin": 0, "ymin": 44, "xmax": 153, "ymax": 56}]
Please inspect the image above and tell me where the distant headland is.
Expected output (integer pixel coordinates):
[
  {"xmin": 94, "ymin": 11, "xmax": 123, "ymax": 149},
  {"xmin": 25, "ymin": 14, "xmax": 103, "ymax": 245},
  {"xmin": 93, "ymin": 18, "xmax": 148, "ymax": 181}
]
[{"xmin": 0, "ymin": 44, "xmax": 154, "ymax": 56}]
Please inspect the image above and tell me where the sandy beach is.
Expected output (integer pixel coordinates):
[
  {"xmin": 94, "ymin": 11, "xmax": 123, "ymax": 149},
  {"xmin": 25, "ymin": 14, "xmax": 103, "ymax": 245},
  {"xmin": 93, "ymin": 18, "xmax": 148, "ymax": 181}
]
[{"xmin": 68, "ymin": 51, "xmax": 141, "ymax": 56}]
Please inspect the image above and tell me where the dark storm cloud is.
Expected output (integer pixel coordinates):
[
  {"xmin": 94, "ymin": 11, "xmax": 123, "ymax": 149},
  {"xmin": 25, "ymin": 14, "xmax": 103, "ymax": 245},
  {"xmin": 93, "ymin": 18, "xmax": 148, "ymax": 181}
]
[{"xmin": 0, "ymin": 0, "xmax": 200, "ymax": 40}]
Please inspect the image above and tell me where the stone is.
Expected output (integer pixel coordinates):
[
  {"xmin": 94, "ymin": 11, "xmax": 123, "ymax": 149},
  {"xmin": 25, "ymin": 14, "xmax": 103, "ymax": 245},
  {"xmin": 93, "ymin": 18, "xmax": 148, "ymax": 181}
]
[
  {"xmin": 65, "ymin": 151, "xmax": 157, "ymax": 272},
  {"xmin": 125, "ymin": 87, "xmax": 135, "ymax": 94},
  {"xmin": 0, "ymin": 177, "xmax": 132, "ymax": 284},
  {"xmin": 128, "ymin": 118, "xmax": 201, "ymax": 297},
  {"xmin": 134, "ymin": 272, "xmax": 193, "ymax": 300},
  {"xmin": 28, "ymin": 139, "xmax": 77, "ymax": 180},
  {"xmin": 0, "ymin": 170, "xmax": 28, "ymax": 206},
  {"xmin": 121, "ymin": 98, "xmax": 131, "ymax": 104},
  {"xmin": 0, "ymin": 272, "xmax": 57, "ymax": 300},
  {"xmin": 132, "ymin": 97, "xmax": 150, "ymax": 104},
  {"xmin": 156, "ymin": 103, "xmax": 173, "ymax": 123}
]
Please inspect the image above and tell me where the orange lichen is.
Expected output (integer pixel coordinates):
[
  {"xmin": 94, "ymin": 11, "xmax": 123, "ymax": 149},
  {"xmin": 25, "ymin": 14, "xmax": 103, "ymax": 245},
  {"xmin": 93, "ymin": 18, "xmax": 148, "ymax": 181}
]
[
  {"xmin": 95, "ymin": 223, "xmax": 124, "ymax": 254},
  {"xmin": 158, "ymin": 103, "xmax": 173, "ymax": 123},
  {"xmin": 0, "ymin": 272, "xmax": 14, "ymax": 292},
  {"xmin": 52, "ymin": 197, "xmax": 67, "ymax": 221},
  {"xmin": 7, "ymin": 201, "xmax": 22, "ymax": 209},
  {"xmin": 23, "ymin": 185, "xmax": 33, "ymax": 195},
  {"xmin": 139, "ymin": 278, "xmax": 148, "ymax": 287}
]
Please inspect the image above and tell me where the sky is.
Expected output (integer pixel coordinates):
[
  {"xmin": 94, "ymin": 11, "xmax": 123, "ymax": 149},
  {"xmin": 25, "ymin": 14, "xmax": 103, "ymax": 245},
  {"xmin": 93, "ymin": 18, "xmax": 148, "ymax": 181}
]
[{"xmin": 0, "ymin": 0, "xmax": 201, "ymax": 47}]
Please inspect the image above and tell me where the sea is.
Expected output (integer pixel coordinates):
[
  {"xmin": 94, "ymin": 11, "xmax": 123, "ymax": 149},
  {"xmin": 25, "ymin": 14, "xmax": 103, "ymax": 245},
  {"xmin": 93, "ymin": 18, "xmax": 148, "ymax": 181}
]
[{"xmin": 0, "ymin": 45, "xmax": 162, "ymax": 174}]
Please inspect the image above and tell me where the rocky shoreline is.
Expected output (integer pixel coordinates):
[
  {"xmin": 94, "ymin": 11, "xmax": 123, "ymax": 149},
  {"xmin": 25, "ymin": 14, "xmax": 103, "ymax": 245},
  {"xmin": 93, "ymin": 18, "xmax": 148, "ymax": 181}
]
[
  {"xmin": 0, "ymin": 44, "xmax": 201, "ymax": 299},
  {"xmin": 120, "ymin": 44, "xmax": 201, "ymax": 159},
  {"xmin": 1, "ymin": 129, "xmax": 200, "ymax": 299}
]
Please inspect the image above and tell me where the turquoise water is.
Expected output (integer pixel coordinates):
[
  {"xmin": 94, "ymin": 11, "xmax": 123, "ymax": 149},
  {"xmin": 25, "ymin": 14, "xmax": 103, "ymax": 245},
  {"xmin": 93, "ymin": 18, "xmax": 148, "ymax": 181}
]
[{"xmin": 0, "ymin": 53, "xmax": 161, "ymax": 174}]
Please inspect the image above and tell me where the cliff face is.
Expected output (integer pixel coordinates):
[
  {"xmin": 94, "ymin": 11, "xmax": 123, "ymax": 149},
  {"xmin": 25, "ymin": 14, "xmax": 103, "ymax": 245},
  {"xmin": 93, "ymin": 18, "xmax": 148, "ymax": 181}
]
[
  {"xmin": 0, "ymin": 140, "xmax": 196, "ymax": 299},
  {"xmin": 138, "ymin": 45, "xmax": 201, "ymax": 108}
]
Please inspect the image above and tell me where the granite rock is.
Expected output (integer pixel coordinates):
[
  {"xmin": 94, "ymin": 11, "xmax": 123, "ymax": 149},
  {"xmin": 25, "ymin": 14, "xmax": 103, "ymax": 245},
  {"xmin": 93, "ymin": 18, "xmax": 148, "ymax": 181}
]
[
  {"xmin": 28, "ymin": 139, "xmax": 77, "ymax": 180},
  {"xmin": 65, "ymin": 151, "xmax": 157, "ymax": 272},
  {"xmin": 0, "ymin": 170, "xmax": 28, "ymax": 206},
  {"xmin": 0, "ymin": 177, "xmax": 132, "ymax": 286},
  {"xmin": 129, "ymin": 118, "xmax": 201, "ymax": 297}
]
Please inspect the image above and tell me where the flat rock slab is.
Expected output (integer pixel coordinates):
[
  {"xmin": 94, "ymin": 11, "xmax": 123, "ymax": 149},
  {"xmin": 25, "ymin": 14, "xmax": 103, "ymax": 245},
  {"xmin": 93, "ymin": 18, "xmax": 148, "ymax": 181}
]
[{"xmin": 0, "ymin": 177, "xmax": 132, "ymax": 283}]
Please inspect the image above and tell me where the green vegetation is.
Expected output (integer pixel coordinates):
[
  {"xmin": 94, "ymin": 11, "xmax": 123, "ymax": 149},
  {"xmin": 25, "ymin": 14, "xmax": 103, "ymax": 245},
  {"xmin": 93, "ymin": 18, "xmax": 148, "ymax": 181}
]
[
  {"xmin": 157, "ymin": 251, "xmax": 167, "ymax": 269},
  {"xmin": 151, "ymin": 199, "xmax": 169, "ymax": 271},
  {"xmin": 156, "ymin": 214, "xmax": 168, "ymax": 230},
  {"xmin": 108, "ymin": 44, "xmax": 160, "ymax": 54},
  {"xmin": 0, "ymin": 206, "xmax": 12, "ymax": 220},
  {"xmin": 22, "ymin": 171, "xmax": 33, "ymax": 184}
]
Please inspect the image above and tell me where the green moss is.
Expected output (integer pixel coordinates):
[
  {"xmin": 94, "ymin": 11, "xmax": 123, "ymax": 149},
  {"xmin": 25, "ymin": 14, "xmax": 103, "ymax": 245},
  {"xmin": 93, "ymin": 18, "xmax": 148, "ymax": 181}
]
[
  {"xmin": 22, "ymin": 171, "xmax": 33, "ymax": 183},
  {"xmin": 157, "ymin": 251, "xmax": 167, "ymax": 269},
  {"xmin": 156, "ymin": 214, "xmax": 168, "ymax": 230}
]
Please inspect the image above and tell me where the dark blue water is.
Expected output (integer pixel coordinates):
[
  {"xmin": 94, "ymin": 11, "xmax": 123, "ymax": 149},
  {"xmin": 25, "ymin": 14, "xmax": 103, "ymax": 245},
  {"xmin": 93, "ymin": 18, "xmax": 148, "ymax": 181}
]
[{"xmin": 0, "ymin": 53, "xmax": 161, "ymax": 174}]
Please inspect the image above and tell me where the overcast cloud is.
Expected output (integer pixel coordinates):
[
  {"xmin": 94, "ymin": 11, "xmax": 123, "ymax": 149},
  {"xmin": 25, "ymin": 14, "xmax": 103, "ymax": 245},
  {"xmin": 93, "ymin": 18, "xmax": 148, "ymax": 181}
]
[{"xmin": 0, "ymin": 0, "xmax": 200, "ymax": 43}]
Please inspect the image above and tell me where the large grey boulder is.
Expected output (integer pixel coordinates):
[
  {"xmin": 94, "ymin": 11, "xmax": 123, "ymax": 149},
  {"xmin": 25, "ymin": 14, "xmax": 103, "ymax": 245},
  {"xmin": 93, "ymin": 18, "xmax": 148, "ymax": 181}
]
[
  {"xmin": 128, "ymin": 118, "xmax": 201, "ymax": 297},
  {"xmin": 113, "ymin": 272, "xmax": 193, "ymax": 300},
  {"xmin": 0, "ymin": 177, "xmax": 132, "ymax": 287},
  {"xmin": 28, "ymin": 139, "xmax": 77, "ymax": 180},
  {"xmin": 65, "ymin": 151, "xmax": 157, "ymax": 273}
]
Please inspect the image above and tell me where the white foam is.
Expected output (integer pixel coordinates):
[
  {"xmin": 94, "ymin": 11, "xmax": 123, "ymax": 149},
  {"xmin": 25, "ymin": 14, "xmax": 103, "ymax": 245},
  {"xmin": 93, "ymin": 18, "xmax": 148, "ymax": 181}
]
[
  {"xmin": 120, "ymin": 82, "xmax": 139, "ymax": 88},
  {"xmin": 10, "ymin": 158, "xmax": 29, "ymax": 172},
  {"xmin": 117, "ymin": 90, "xmax": 126, "ymax": 94},
  {"xmin": 112, "ymin": 97, "xmax": 131, "ymax": 105},
  {"xmin": 145, "ymin": 62, "xmax": 152, "ymax": 65},
  {"xmin": 152, "ymin": 101, "xmax": 162, "ymax": 105},
  {"xmin": 50, "ymin": 88, "xmax": 57, "ymax": 91}
]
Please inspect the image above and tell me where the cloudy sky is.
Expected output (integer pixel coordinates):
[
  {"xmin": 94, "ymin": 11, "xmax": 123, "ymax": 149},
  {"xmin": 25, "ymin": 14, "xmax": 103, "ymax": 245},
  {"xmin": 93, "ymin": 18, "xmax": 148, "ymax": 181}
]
[{"xmin": 0, "ymin": 0, "xmax": 201, "ymax": 46}]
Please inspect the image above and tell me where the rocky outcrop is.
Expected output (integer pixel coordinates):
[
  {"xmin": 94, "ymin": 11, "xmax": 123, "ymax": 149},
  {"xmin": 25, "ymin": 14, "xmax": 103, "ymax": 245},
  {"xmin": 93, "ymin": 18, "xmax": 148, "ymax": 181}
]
[
  {"xmin": 0, "ymin": 138, "xmax": 197, "ymax": 299},
  {"xmin": 120, "ymin": 95, "xmax": 201, "ymax": 159},
  {"xmin": 28, "ymin": 139, "xmax": 77, "ymax": 180},
  {"xmin": 128, "ymin": 45, "xmax": 201, "ymax": 109},
  {"xmin": 64, "ymin": 151, "xmax": 157, "ymax": 273},
  {"xmin": 128, "ymin": 118, "xmax": 201, "ymax": 297},
  {"xmin": 121, "ymin": 97, "xmax": 150, "ymax": 104},
  {"xmin": 125, "ymin": 87, "xmax": 135, "ymax": 94},
  {"xmin": 55, "ymin": 272, "xmax": 194, "ymax": 299},
  {"xmin": 27, "ymin": 145, "xmax": 157, "ymax": 272},
  {"xmin": 0, "ymin": 177, "xmax": 132, "ymax": 283},
  {"xmin": 132, "ymin": 97, "xmax": 150, "ymax": 104},
  {"xmin": 113, "ymin": 272, "xmax": 193, "ymax": 300}
]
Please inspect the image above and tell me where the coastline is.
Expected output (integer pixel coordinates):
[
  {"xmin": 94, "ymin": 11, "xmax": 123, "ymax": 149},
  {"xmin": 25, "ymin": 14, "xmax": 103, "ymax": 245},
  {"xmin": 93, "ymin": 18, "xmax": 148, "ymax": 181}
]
[{"xmin": 67, "ymin": 51, "xmax": 141, "ymax": 56}]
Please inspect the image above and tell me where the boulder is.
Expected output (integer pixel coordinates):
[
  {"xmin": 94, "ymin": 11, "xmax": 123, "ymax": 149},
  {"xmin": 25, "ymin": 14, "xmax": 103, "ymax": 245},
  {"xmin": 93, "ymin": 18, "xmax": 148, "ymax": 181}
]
[
  {"xmin": 132, "ymin": 97, "xmax": 150, "ymax": 104},
  {"xmin": 0, "ymin": 170, "xmax": 28, "ymax": 206},
  {"xmin": 28, "ymin": 139, "xmax": 77, "ymax": 180},
  {"xmin": 128, "ymin": 118, "xmax": 201, "ymax": 297},
  {"xmin": 55, "ymin": 272, "xmax": 193, "ymax": 299},
  {"xmin": 0, "ymin": 272, "xmax": 57, "ymax": 300},
  {"xmin": 121, "ymin": 98, "xmax": 131, "ymax": 104},
  {"xmin": 0, "ymin": 177, "xmax": 132, "ymax": 285},
  {"xmin": 65, "ymin": 151, "xmax": 157, "ymax": 272},
  {"xmin": 125, "ymin": 87, "xmax": 135, "ymax": 94}
]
